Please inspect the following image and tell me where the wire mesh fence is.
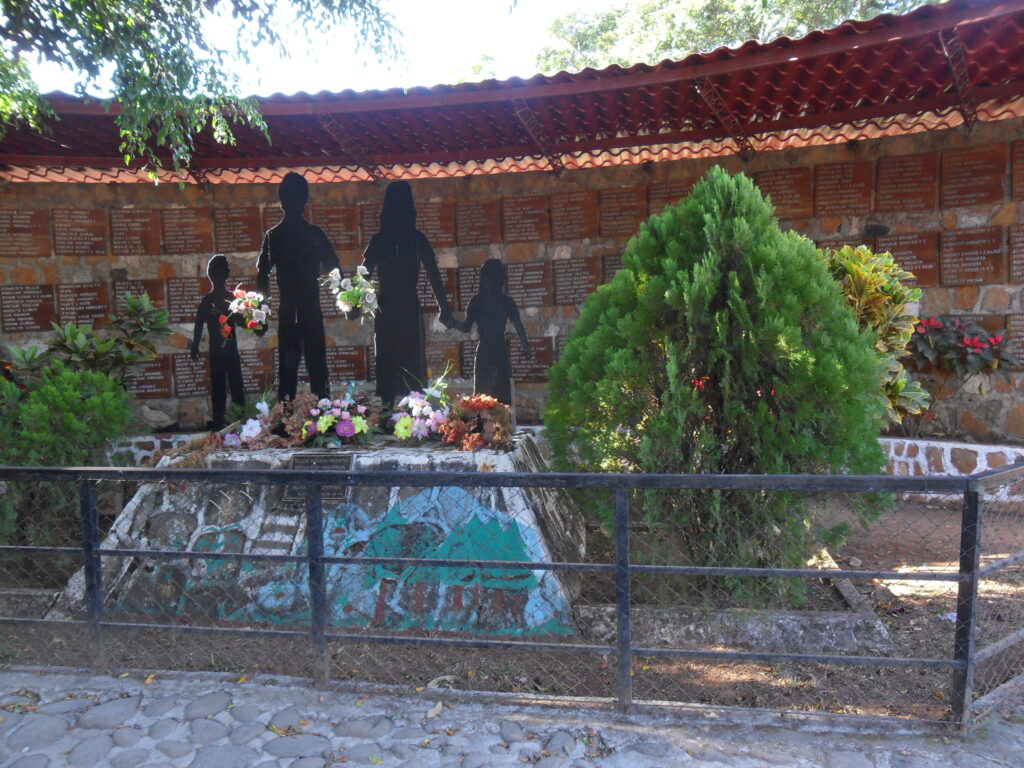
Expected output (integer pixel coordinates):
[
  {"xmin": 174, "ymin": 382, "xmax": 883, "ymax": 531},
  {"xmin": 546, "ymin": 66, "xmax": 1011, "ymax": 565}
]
[{"xmin": 0, "ymin": 464, "xmax": 1020, "ymax": 727}]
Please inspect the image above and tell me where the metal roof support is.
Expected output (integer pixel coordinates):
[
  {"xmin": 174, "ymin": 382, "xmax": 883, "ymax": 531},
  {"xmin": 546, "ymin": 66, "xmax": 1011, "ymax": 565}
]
[
  {"xmin": 695, "ymin": 77, "xmax": 755, "ymax": 158},
  {"xmin": 510, "ymin": 98, "xmax": 566, "ymax": 173},
  {"xmin": 316, "ymin": 115, "xmax": 385, "ymax": 182},
  {"xmin": 939, "ymin": 27, "xmax": 979, "ymax": 131}
]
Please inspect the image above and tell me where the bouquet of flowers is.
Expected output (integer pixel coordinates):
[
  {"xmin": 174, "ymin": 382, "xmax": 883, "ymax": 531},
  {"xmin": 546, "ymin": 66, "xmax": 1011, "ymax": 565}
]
[
  {"xmin": 323, "ymin": 266, "xmax": 378, "ymax": 320},
  {"xmin": 224, "ymin": 287, "xmax": 271, "ymax": 335},
  {"xmin": 298, "ymin": 382, "xmax": 376, "ymax": 447},
  {"xmin": 438, "ymin": 394, "xmax": 514, "ymax": 452},
  {"xmin": 391, "ymin": 372, "xmax": 451, "ymax": 440}
]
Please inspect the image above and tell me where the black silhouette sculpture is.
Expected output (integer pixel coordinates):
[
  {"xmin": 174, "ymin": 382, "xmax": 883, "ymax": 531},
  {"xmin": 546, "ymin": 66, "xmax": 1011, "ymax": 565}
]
[
  {"xmin": 191, "ymin": 254, "xmax": 245, "ymax": 430},
  {"xmin": 449, "ymin": 258, "xmax": 532, "ymax": 406},
  {"xmin": 257, "ymin": 172, "xmax": 341, "ymax": 401},
  {"xmin": 361, "ymin": 180, "xmax": 454, "ymax": 403}
]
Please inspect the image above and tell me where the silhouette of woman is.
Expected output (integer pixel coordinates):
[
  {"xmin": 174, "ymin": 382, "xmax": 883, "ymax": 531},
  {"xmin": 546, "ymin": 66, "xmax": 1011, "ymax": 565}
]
[
  {"xmin": 361, "ymin": 181, "xmax": 453, "ymax": 403},
  {"xmin": 450, "ymin": 259, "xmax": 532, "ymax": 406}
]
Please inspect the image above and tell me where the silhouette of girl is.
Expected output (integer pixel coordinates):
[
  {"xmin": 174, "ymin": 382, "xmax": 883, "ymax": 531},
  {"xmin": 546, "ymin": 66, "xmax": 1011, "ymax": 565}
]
[
  {"xmin": 450, "ymin": 258, "xmax": 532, "ymax": 406},
  {"xmin": 361, "ymin": 181, "xmax": 453, "ymax": 403}
]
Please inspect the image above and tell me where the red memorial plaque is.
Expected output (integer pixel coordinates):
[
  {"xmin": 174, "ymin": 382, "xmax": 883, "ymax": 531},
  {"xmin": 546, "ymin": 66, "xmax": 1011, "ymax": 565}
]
[
  {"xmin": 113, "ymin": 279, "xmax": 165, "ymax": 313},
  {"xmin": 457, "ymin": 265, "xmax": 481, "ymax": 311},
  {"xmin": 365, "ymin": 344, "xmax": 376, "ymax": 382},
  {"xmin": 502, "ymin": 196, "xmax": 551, "ymax": 242},
  {"xmin": 319, "ymin": 280, "xmax": 343, "ymax": 318},
  {"xmin": 261, "ymin": 206, "xmax": 284, "ymax": 236},
  {"xmin": 162, "ymin": 208, "xmax": 214, "ymax": 254},
  {"xmin": 940, "ymin": 226, "xmax": 1004, "ymax": 286},
  {"xmin": 459, "ymin": 340, "xmax": 476, "ymax": 381},
  {"xmin": 598, "ymin": 187, "xmax": 647, "ymax": 238},
  {"xmin": 941, "ymin": 145, "xmax": 1008, "ymax": 208},
  {"xmin": 753, "ymin": 168, "xmax": 812, "ymax": 218},
  {"xmin": 241, "ymin": 349, "xmax": 275, "ymax": 393},
  {"xmin": 126, "ymin": 355, "xmax": 172, "ymax": 399},
  {"xmin": 814, "ymin": 162, "xmax": 873, "ymax": 216},
  {"xmin": 326, "ymin": 345, "xmax": 367, "ymax": 382},
  {"xmin": 0, "ymin": 210, "xmax": 49, "ymax": 258},
  {"xmin": 553, "ymin": 256, "xmax": 601, "ymax": 306},
  {"xmin": 648, "ymin": 180, "xmax": 696, "ymax": 214},
  {"xmin": 56, "ymin": 282, "xmax": 110, "ymax": 326},
  {"xmin": 166, "ymin": 277, "xmax": 206, "ymax": 323},
  {"xmin": 1011, "ymin": 226, "xmax": 1024, "ymax": 284},
  {"xmin": 1013, "ymin": 141, "xmax": 1024, "ymax": 200},
  {"xmin": 815, "ymin": 236, "xmax": 876, "ymax": 252},
  {"xmin": 511, "ymin": 336, "xmax": 553, "ymax": 383},
  {"xmin": 53, "ymin": 209, "xmax": 108, "ymax": 257},
  {"xmin": 416, "ymin": 268, "xmax": 458, "ymax": 312},
  {"xmin": 426, "ymin": 342, "xmax": 460, "ymax": 379},
  {"xmin": 110, "ymin": 209, "xmax": 162, "ymax": 255},
  {"xmin": 456, "ymin": 200, "xmax": 502, "ymax": 246},
  {"xmin": 173, "ymin": 352, "xmax": 210, "ymax": 398},
  {"xmin": 506, "ymin": 262, "xmax": 552, "ymax": 308},
  {"xmin": 1007, "ymin": 314, "xmax": 1024, "ymax": 358},
  {"xmin": 0, "ymin": 284, "xmax": 55, "ymax": 333},
  {"xmin": 876, "ymin": 153, "xmax": 939, "ymax": 212},
  {"xmin": 602, "ymin": 253, "xmax": 625, "ymax": 283},
  {"xmin": 357, "ymin": 201, "xmax": 383, "ymax": 249},
  {"xmin": 418, "ymin": 201, "xmax": 456, "ymax": 248},
  {"xmin": 877, "ymin": 233, "xmax": 939, "ymax": 287},
  {"xmin": 312, "ymin": 205, "xmax": 359, "ymax": 253},
  {"xmin": 213, "ymin": 207, "xmax": 263, "ymax": 253},
  {"xmin": 550, "ymin": 190, "xmax": 598, "ymax": 240}
]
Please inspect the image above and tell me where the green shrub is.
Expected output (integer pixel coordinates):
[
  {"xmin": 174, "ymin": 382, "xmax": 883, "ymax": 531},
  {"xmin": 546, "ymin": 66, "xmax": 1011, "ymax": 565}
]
[
  {"xmin": 820, "ymin": 245, "xmax": 930, "ymax": 424},
  {"xmin": 0, "ymin": 363, "xmax": 132, "ymax": 546},
  {"xmin": 544, "ymin": 168, "xmax": 887, "ymax": 600}
]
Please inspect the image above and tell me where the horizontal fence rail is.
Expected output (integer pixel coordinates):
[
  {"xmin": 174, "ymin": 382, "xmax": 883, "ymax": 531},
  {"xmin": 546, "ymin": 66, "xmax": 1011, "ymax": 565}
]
[{"xmin": 0, "ymin": 462, "xmax": 1021, "ymax": 729}]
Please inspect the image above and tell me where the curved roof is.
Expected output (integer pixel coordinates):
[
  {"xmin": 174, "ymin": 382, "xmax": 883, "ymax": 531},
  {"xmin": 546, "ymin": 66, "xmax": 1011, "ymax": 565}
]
[{"xmin": 2, "ymin": 0, "xmax": 1023, "ymax": 183}]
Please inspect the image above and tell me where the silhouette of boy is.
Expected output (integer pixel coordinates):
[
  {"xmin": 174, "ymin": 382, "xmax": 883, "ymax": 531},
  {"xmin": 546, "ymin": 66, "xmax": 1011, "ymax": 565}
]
[
  {"xmin": 449, "ymin": 258, "xmax": 533, "ymax": 405},
  {"xmin": 256, "ymin": 172, "xmax": 341, "ymax": 401},
  {"xmin": 191, "ymin": 254, "xmax": 245, "ymax": 430}
]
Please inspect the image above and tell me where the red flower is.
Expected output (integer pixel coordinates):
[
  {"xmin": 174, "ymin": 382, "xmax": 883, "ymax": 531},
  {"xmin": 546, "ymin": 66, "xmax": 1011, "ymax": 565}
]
[
  {"xmin": 988, "ymin": 334, "xmax": 1004, "ymax": 345},
  {"xmin": 218, "ymin": 314, "xmax": 229, "ymax": 325},
  {"xmin": 247, "ymin": 320, "xmax": 258, "ymax": 329},
  {"xmin": 220, "ymin": 325, "xmax": 232, "ymax": 338},
  {"xmin": 960, "ymin": 336, "xmax": 987, "ymax": 353},
  {"xmin": 924, "ymin": 317, "xmax": 942, "ymax": 328}
]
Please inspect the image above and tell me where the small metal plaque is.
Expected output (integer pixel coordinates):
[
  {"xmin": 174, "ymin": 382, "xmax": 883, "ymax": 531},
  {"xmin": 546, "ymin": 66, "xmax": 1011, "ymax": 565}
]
[{"xmin": 285, "ymin": 452, "xmax": 356, "ymax": 501}]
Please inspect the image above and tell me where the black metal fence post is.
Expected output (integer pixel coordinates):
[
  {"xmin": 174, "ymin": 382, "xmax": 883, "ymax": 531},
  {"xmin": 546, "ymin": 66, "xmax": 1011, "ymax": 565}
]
[
  {"xmin": 614, "ymin": 487, "xmax": 632, "ymax": 711},
  {"xmin": 79, "ymin": 477, "xmax": 105, "ymax": 673},
  {"xmin": 952, "ymin": 487, "xmax": 983, "ymax": 728},
  {"xmin": 305, "ymin": 483, "xmax": 329, "ymax": 687}
]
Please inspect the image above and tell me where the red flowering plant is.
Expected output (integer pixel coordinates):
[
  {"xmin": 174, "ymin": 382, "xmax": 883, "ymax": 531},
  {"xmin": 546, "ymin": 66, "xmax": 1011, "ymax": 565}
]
[
  {"xmin": 438, "ymin": 393, "xmax": 514, "ymax": 452},
  {"xmin": 905, "ymin": 316, "xmax": 1017, "ymax": 376}
]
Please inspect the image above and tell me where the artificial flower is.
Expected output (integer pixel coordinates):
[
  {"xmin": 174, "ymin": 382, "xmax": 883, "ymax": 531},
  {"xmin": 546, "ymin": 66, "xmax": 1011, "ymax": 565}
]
[
  {"xmin": 336, "ymin": 420, "xmax": 356, "ymax": 438},
  {"xmin": 394, "ymin": 415, "xmax": 414, "ymax": 439}
]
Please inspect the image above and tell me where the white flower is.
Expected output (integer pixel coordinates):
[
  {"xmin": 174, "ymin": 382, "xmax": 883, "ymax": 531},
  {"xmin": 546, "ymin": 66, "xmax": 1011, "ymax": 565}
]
[
  {"xmin": 240, "ymin": 418, "xmax": 262, "ymax": 442},
  {"xmin": 255, "ymin": 401, "xmax": 270, "ymax": 417},
  {"xmin": 252, "ymin": 310, "xmax": 266, "ymax": 323},
  {"xmin": 328, "ymin": 268, "xmax": 341, "ymax": 281},
  {"xmin": 340, "ymin": 301, "xmax": 353, "ymax": 313},
  {"xmin": 423, "ymin": 387, "xmax": 441, "ymax": 399},
  {"xmin": 246, "ymin": 291, "xmax": 258, "ymax": 299},
  {"xmin": 317, "ymin": 398, "xmax": 332, "ymax": 409},
  {"xmin": 340, "ymin": 278, "xmax": 353, "ymax": 291},
  {"xmin": 357, "ymin": 265, "xmax": 369, "ymax": 277},
  {"xmin": 261, "ymin": 304, "xmax": 271, "ymax": 314}
]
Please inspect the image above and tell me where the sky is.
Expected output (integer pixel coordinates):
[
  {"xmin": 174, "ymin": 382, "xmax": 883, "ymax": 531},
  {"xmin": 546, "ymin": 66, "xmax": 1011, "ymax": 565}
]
[{"xmin": 27, "ymin": 0, "xmax": 600, "ymax": 98}]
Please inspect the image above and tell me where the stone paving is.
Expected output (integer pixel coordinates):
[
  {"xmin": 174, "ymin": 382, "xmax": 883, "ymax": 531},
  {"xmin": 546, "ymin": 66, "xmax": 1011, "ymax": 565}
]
[{"xmin": 0, "ymin": 667, "xmax": 1021, "ymax": 768}]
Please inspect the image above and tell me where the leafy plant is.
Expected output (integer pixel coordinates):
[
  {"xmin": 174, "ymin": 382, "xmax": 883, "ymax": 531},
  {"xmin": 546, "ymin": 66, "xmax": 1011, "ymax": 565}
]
[
  {"xmin": 820, "ymin": 244, "xmax": 930, "ymax": 424},
  {"xmin": 905, "ymin": 316, "xmax": 1017, "ymax": 376},
  {"xmin": 544, "ymin": 167, "xmax": 887, "ymax": 601},
  {"xmin": 0, "ymin": 363, "xmax": 132, "ymax": 547},
  {"xmin": 4, "ymin": 293, "xmax": 170, "ymax": 386}
]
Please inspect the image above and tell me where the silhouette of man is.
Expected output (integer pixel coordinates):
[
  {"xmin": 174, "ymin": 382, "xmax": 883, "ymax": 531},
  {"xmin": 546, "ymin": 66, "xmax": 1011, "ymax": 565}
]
[
  {"xmin": 191, "ymin": 254, "xmax": 245, "ymax": 430},
  {"xmin": 257, "ymin": 172, "xmax": 341, "ymax": 401}
]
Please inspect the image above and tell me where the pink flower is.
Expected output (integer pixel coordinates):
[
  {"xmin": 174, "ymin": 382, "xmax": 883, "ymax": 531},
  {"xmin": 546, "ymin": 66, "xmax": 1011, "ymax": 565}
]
[
  {"xmin": 341, "ymin": 411, "xmax": 350, "ymax": 419},
  {"xmin": 357, "ymin": 405, "xmax": 367, "ymax": 414},
  {"xmin": 336, "ymin": 420, "xmax": 356, "ymax": 438},
  {"xmin": 411, "ymin": 418, "xmax": 429, "ymax": 439}
]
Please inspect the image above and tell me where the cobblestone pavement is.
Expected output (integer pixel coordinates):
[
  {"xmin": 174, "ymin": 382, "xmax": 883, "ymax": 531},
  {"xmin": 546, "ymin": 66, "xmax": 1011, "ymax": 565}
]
[{"xmin": 0, "ymin": 667, "xmax": 1021, "ymax": 768}]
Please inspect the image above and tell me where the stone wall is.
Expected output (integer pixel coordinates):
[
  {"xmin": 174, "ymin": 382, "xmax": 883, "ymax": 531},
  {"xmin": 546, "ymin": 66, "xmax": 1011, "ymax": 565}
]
[{"xmin": 1, "ymin": 116, "xmax": 1023, "ymax": 435}]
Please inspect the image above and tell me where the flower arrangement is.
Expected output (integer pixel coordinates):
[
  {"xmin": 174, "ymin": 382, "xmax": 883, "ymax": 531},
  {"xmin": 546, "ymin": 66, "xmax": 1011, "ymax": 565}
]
[
  {"xmin": 439, "ymin": 394, "xmax": 514, "ymax": 452},
  {"xmin": 223, "ymin": 287, "xmax": 271, "ymax": 336},
  {"xmin": 391, "ymin": 375, "xmax": 451, "ymax": 440},
  {"xmin": 905, "ymin": 316, "xmax": 1017, "ymax": 376},
  {"xmin": 300, "ymin": 385, "xmax": 375, "ymax": 447},
  {"xmin": 323, "ymin": 266, "xmax": 378, "ymax": 319}
]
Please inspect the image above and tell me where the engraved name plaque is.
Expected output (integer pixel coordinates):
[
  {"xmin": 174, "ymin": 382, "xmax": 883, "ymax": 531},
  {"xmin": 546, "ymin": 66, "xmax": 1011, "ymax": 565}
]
[
  {"xmin": 511, "ymin": 336, "xmax": 554, "ymax": 383},
  {"xmin": 551, "ymin": 190, "xmax": 598, "ymax": 240},
  {"xmin": 0, "ymin": 210, "xmax": 49, "ymax": 258},
  {"xmin": 416, "ymin": 267, "xmax": 458, "ymax": 312},
  {"xmin": 166, "ymin": 277, "xmax": 206, "ymax": 323},
  {"xmin": 110, "ymin": 209, "xmax": 162, "ymax": 255},
  {"xmin": 0, "ymin": 284, "xmax": 55, "ymax": 332},
  {"xmin": 326, "ymin": 345, "xmax": 367, "ymax": 381},
  {"xmin": 753, "ymin": 168, "xmax": 812, "ymax": 218},
  {"xmin": 502, "ymin": 196, "xmax": 551, "ymax": 242},
  {"xmin": 172, "ymin": 352, "xmax": 209, "ymax": 398},
  {"xmin": 506, "ymin": 262, "xmax": 553, "ymax": 307},
  {"xmin": 814, "ymin": 162, "xmax": 873, "ymax": 216},
  {"xmin": 214, "ymin": 207, "xmax": 263, "ymax": 253},
  {"xmin": 457, "ymin": 265, "xmax": 481, "ymax": 311},
  {"xmin": 312, "ymin": 205, "xmax": 358, "ymax": 253},
  {"xmin": 459, "ymin": 340, "xmax": 475, "ymax": 380},
  {"xmin": 876, "ymin": 153, "xmax": 939, "ymax": 212},
  {"xmin": 53, "ymin": 209, "xmax": 108, "ymax": 257},
  {"xmin": 598, "ymin": 187, "xmax": 648, "ymax": 238},
  {"xmin": 648, "ymin": 180, "xmax": 696, "ymax": 214},
  {"xmin": 113, "ymin": 279, "xmax": 165, "ymax": 313},
  {"xmin": 285, "ymin": 452, "xmax": 356, "ymax": 501},
  {"xmin": 553, "ymin": 256, "xmax": 601, "ymax": 305},
  {"xmin": 418, "ymin": 201, "xmax": 456, "ymax": 248},
  {"xmin": 357, "ymin": 201, "xmax": 383, "ymax": 249},
  {"xmin": 426, "ymin": 342, "xmax": 460, "ymax": 379},
  {"xmin": 162, "ymin": 208, "xmax": 214, "ymax": 254},
  {"xmin": 877, "ymin": 233, "xmax": 939, "ymax": 288},
  {"xmin": 1013, "ymin": 141, "xmax": 1024, "ymax": 201},
  {"xmin": 456, "ymin": 200, "xmax": 502, "ymax": 246},
  {"xmin": 240, "ymin": 349, "xmax": 274, "ymax": 393},
  {"xmin": 1010, "ymin": 225, "xmax": 1024, "ymax": 284},
  {"xmin": 940, "ymin": 226, "xmax": 1004, "ymax": 286},
  {"xmin": 56, "ymin": 282, "xmax": 110, "ymax": 326},
  {"xmin": 126, "ymin": 355, "xmax": 172, "ymax": 399},
  {"xmin": 941, "ymin": 145, "xmax": 1008, "ymax": 208}
]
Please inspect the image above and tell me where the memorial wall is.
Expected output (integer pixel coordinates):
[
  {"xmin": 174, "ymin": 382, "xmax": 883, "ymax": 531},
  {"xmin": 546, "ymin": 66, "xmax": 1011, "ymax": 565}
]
[{"xmin": 1, "ymin": 115, "xmax": 1023, "ymax": 440}]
